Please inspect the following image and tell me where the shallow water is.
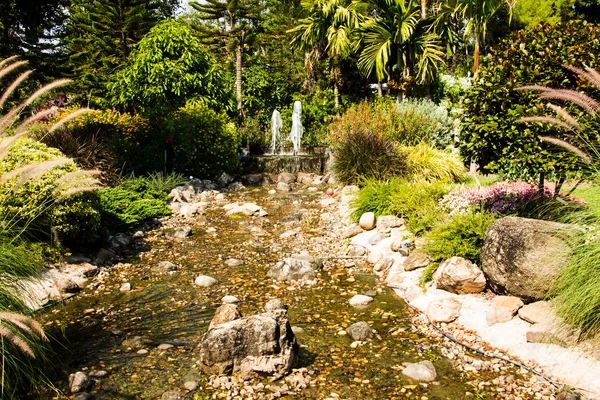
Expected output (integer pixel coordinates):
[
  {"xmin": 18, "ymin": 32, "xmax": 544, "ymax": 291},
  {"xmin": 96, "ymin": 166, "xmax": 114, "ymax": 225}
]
[{"xmin": 33, "ymin": 187, "xmax": 520, "ymax": 399}]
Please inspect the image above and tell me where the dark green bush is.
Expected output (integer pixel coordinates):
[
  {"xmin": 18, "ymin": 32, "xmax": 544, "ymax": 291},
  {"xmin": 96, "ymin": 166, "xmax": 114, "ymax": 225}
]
[
  {"xmin": 98, "ymin": 177, "xmax": 171, "ymax": 231},
  {"xmin": 460, "ymin": 20, "xmax": 600, "ymax": 182},
  {"xmin": 332, "ymin": 131, "xmax": 407, "ymax": 185},
  {"xmin": 163, "ymin": 103, "xmax": 241, "ymax": 179},
  {"xmin": 351, "ymin": 178, "xmax": 449, "ymax": 233}
]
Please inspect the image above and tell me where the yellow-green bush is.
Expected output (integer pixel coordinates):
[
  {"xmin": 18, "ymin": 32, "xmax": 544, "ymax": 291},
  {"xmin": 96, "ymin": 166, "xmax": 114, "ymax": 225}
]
[
  {"xmin": 0, "ymin": 138, "xmax": 102, "ymax": 246},
  {"xmin": 402, "ymin": 143, "xmax": 466, "ymax": 183}
]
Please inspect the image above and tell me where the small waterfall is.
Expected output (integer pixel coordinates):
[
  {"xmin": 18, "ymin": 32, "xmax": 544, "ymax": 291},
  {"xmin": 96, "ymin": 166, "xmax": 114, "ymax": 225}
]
[
  {"xmin": 289, "ymin": 101, "xmax": 303, "ymax": 155},
  {"xmin": 270, "ymin": 110, "xmax": 283, "ymax": 154}
]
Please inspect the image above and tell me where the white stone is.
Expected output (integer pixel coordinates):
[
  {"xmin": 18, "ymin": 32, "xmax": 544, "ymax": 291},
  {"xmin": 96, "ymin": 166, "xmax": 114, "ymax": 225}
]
[
  {"xmin": 349, "ymin": 294, "xmax": 374, "ymax": 307},
  {"xmin": 427, "ymin": 298, "xmax": 461, "ymax": 323},
  {"xmin": 194, "ymin": 275, "xmax": 218, "ymax": 287},
  {"xmin": 402, "ymin": 361, "xmax": 437, "ymax": 382},
  {"xmin": 487, "ymin": 296, "xmax": 524, "ymax": 325},
  {"xmin": 433, "ymin": 257, "xmax": 486, "ymax": 294},
  {"xmin": 222, "ymin": 295, "xmax": 240, "ymax": 304},
  {"xmin": 359, "ymin": 212, "xmax": 376, "ymax": 230},
  {"xmin": 119, "ymin": 282, "xmax": 131, "ymax": 292}
]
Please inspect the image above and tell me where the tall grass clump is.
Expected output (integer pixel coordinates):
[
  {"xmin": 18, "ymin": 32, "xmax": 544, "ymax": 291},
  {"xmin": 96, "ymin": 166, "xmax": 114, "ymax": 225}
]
[
  {"xmin": 0, "ymin": 56, "xmax": 100, "ymax": 397},
  {"xmin": 129, "ymin": 171, "xmax": 187, "ymax": 193},
  {"xmin": 351, "ymin": 178, "xmax": 449, "ymax": 233},
  {"xmin": 402, "ymin": 143, "xmax": 466, "ymax": 182},
  {"xmin": 331, "ymin": 131, "xmax": 406, "ymax": 185}
]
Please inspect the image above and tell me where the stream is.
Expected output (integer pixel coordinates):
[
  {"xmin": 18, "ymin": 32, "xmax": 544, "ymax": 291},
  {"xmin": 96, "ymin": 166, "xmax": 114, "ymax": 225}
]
[{"xmin": 32, "ymin": 185, "xmax": 532, "ymax": 399}]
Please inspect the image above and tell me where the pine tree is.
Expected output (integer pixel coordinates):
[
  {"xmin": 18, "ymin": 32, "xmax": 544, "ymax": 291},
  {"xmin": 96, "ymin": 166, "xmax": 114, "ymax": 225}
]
[
  {"xmin": 190, "ymin": 0, "xmax": 262, "ymax": 117},
  {"xmin": 64, "ymin": 0, "xmax": 178, "ymax": 106}
]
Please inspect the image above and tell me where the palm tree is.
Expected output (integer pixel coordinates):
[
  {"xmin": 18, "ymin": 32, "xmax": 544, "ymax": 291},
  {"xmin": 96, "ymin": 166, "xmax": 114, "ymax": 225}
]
[
  {"xmin": 441, "ymin": 0, "xmax": 515, "ymax": 74},
  {"xmin": 190, "ymin": 0, "xmax": 262, "ymax": 116},
  {"xmin": 290, "ymin": 0, "xmax": 364, "ymax": 108},
  {"xmin": 355, "ymin": 0, "xmax": 444, "ymax": 101}
]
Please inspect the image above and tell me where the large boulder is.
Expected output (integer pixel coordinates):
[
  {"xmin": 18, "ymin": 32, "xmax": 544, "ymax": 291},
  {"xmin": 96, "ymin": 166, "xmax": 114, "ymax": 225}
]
[
  {"xmin": 433, "ymin": 257, "xmax": 486, "ymax": 294},
  {"xmin": 480, "ymin": 217, "xmax": 575, "ymax": 302},
  {"xmin": 198, "ymin": 309, "xmax": 298, "ymax": 380}
]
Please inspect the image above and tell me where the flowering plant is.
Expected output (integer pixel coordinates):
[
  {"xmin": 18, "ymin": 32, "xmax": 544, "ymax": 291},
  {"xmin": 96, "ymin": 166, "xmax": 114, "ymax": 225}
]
[{"xmin": 439, "ymin": 182, "xmax": 556, "ymax": 215}]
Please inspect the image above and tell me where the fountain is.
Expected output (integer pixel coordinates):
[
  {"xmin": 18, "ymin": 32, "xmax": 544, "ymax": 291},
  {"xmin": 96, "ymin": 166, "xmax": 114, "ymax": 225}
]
[{"xmin": 245, "ymin": 101, "xmax": 330, "ymax": 175}]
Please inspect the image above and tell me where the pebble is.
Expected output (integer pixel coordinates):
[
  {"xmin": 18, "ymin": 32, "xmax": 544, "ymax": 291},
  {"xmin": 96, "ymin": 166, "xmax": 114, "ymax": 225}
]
[
  {"xmin": 137, "ymin": 349, "xmax": 148, "ymax": 355},
  {"xmin": 157, "ymin": 343, "xmax": 174, "ymax": 350},
  {"xmin": 194, "ymin": 275, "xmax": 218, "ymax": 287},
  {"xmin": 184, "ymin": 381, "xmax": 199, "ymax": 391},
  {"xmin": 225, "ymin": 258, "xmax": 244, "ymax": 267},
  {"xmin": 222, "ymin": 295, "xmax": 240, "ymax": 304},
  {"xmin": 119, "ymin": 282, "xmax": 131, "ymax": 292},
  {"xmin": 349, "ymin": 294, "xmax": 374, "ymax": 306}
]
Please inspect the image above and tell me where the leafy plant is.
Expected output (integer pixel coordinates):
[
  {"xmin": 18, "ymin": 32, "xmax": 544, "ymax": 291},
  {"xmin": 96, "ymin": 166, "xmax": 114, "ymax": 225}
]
[
  {"xmin": 98, "ymin": 177, "xmax": 171, "ymax": 231},
  {"xmin": 460, "ymin": 21, "xmax": 600, "ymax": 183},
  {"xmin": 351, "ymin": 178, "xmax": 449, "ymax": 233},
  {"xmin": 142, "ymin": 172, "xmax": 188, "ymax": 193},
  {"xmin": 403, "ymin": 143, "xmax": 466, "ymax": 182},
  {"xmin": 331, "ymin": 130, "xmax": 407, "ymax": 185},
  {"xmin": 424, "ymin": 210, "xmax": 497, "ymax": 264}
]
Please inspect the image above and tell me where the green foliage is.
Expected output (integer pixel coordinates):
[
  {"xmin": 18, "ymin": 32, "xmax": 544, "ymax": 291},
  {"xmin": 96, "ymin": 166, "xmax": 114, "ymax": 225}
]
[
  {"xmin": 49, "ymin": 194, "xmax": 103, "ymax": 247},
  {"xmin": 329, "ymin": 99, "xmax": 454, "ymax": 148},
  {"xmin": 513, "ymin": 0, "xmax": 575, "ymax": 29},
  {"xmin": 280, "ymin": 91, "xmax": 337, "ymax": 148},
  {"xmin": 550, "ymin": 235, "xmax": 600, "ymax": 337},
  {"xmin": 0, "ymin": 240, "xmax": 43, "ymax": 278},
  {"xmin": 163, "ymin": 103, "xmax": 241, "ymax": 179},
  {"xmin": 141, "ymin": 172, "xmax": 188, "ymax": 193},
  {"xmin": 403, "ymin": 143, "xmax": 466, "ymax": 182},
  {"xmin": 331, "ymin": 131, "xmax": 407, "ymax": 185},
  {"xmin": 65, "ymin": 0, "xmax": 176, "ymax": 106},
  {"xmin": 424, "ymin": 211, "xmax": 497, "ymax": 264},
  {"xmin": 351, "ymin": 178, "xmax": 449, "ymax": 233},
  {"xmin": 110, "ymin": 20, "xmax": 231, "ymax": 114},
  {"xmin": 460, "ymin": 21, "xmax": 600, "ymax": 182},
  {"xmin": 98, "ymin": 177, "xmax": 171, "ymax": 231}
]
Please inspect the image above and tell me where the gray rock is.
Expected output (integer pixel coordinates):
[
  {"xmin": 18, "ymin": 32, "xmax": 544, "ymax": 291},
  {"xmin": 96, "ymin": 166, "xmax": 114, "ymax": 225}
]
[
  {"xmin": 403, "ymin": 252, "xmax": 431, "ymax": 271},
  {"xmin": 227, "ymin": 181, "xmax": 245, "ymax": 191},
  {"xmin": 95, "ymin": 248, "xmax": 116, "ymax": 264},
  {"xmin": 481, "ymin": 217, "xmax": 576, "ymax": 302},
  {"xmin": 427, "ymin": 298, "xmax": 461, "ymax": 323},
  {"xmin": 433, "ymin": 257, "xmax": 486, "ymax": 294},
  {"xmin": 225, "ymin": 258, "xmax": 244, "ymax": 267},
  {"xmin": 109, "ymin": 233, "xmax": 131, "ymax": 252},
  {"xmin": 373, "ymin": 257, "xmax": 394, "ymax": 273},
  {"xmin": 402, "ymin": 361, "xmax": 437, "ymax": 382},
  {"xmin": 194, "ymin": 275, "xmax": 218, "ymax": 287},
  {"xmin": 349, "ymin": 294, "xmax": 373, "ymax": 307},
  {"xmin": 184, "ymin": 381, "xmax": 199, "ymax": 391},
  {"xmin": 210, "ymin": 304, "xmax": 243, "ymax": 329},
  {"xmin": 69, "ymin": 371, "xmax": 90, "ymax": 393},
  {"xmin": 132, "ymin": 231, "xmax": 144, "ymax": 239},
  {"xmin": 222, "ymin": 295, "xmax": 240, "ymax": 304},
  {"xmin": 154, "ymin": 261, "xmax": 177, "ymax": 273},
  {"xmin": 171, "ymin": 226, "xmax": 192, "ymax": 239},
  {"xmin": 264, "ymin": 299, "xmax": 287, "ymax": 312},
  {"xmin": 376, "ymin": 215, "xmax": 405, "ymax": 233},
  {"xmin": 218, "ymin": 172, "xmax": 235, "ymax": 187},
  {"xmin": 346, "ymin": 321, "xmax": 374, "ymax": 341},
  {"xmin": 278, "ymin": 172, "xmax": 297, "ymax": 184},
  {"xmin": 198, "ymin": 310, "xmax": 298, "ymax": 379},
  {"xmin": 161, "ymin": 390, "xmax": 188, "ymax": 400},
  {"xmin": 277, "ymin": 182, "xmax": 292, "ymax": 192},
  {"xmin": 487, "ymin": 296, "xmax": 524, "ymax": 325},
  {"xmin": 157, "ymin": 343, "xmax": 174, "ymax": 350},
  {"xmin": 343, "ymin": 224, "xmax": 363, "ymax": 238},
  {"xmin": 89, "ymin": 370, "xmax": 108, "ymax": 378},
  {"xmin": 267, "ymin": 258, "xmax": 316, "ymax": 283},
  {"xmin": 518, "ymin": 301, "xmax": 553, "ymax": 324},
  {"xmin": 241, "ymin": 174, "xmax": 265, "ymax": 186},
  {"xmin": 65, "ymin": 255, "xmax": 92, "ymax": 264},
  {"xmin": 359, "ymin": 212, "xmax": 376, "ymax": 231}
]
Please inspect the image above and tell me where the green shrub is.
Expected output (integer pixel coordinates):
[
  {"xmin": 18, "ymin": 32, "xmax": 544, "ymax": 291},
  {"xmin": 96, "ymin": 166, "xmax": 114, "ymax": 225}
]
[
  {"xmin": 98, "ymin": 177, "xmax": 171, "ymax": 231},
  {"xmin": 328, "ymin": 98, "xmax": 454, "ymax": 148},
  {"xmin": 331, "ymin": 131, "xmax": 407, "ymax": 185},
  {"xmin": 424, "ymin": 211, "xmax": 497, "ymax": 264},
  {"xmin": 142, "ymin": 171, "xmax": 188, "ymax": 193},
  {"xmin": 403, "ymin": 143, "xmax": 466, "ymax": 183},
  {"xmin": 460, "ymin": 20, "xmax": 600, "ymax": 182},
  {"xmin": 163, "ymin": 103, "xmax": 241, "ymax": 179},
  {"xmin": 351, "ymin": 178, "xmax": 449, "ymax": 233},
  {"xmin": 0, "ymin": 138, "xmax": 102, "ymax": 246}
]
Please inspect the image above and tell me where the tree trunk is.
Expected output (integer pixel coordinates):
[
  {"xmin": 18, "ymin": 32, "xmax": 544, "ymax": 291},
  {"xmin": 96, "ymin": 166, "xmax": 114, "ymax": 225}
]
[
  {"xmin": 377, "ymin": 81, "xmax": 383, "ymax": 97},
  {"xmin": 474, "ymin": 36, "xmax": 480, "ymax": 75},
  {"xmin": 421, "ymin": 0, "xmax": 427, "ymax": 18},
  {"xmin": 236, "ymin": 42, "xmax": 243, "ymax": 113},
  {"xmin": 334, "ymin": 84, "xmax": 340, "ymax": 110}
]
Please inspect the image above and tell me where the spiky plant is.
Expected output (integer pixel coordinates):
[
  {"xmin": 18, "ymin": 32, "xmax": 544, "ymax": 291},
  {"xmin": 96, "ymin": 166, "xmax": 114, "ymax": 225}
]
[
  {"xmin": 516, "ymin": 65, "xmax": 600, "ymax": 171},
  {"xmin": 0, "ymin": 56, "xmax": 101, "ymax": 397}
]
